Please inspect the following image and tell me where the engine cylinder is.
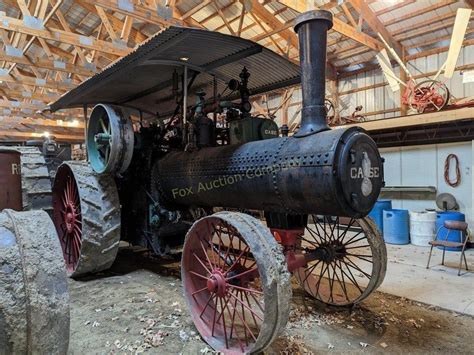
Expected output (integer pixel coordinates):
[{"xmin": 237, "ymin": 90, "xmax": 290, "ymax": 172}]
[{"xmin": 156, "ymin": 126, "xmax": 384, "ymax": 218}]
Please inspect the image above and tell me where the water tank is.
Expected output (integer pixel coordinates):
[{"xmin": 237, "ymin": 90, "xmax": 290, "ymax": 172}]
[
  {"xmin": 0, "ymin": 149, "xmax": 22, "ymax": 211},
  {"xmin": 436, "ymin": 211, "xmax": 466, "ymax": 251},
  {"xmin": 409, "ymin": 211, "xmax": 436, "ymax": 246},
  {"xmin": 368, "ymin": 199, "xmax": 392, "ymax": 233},
  {"xmin": 383, "ymin": 209, "xmax": 409, "ymax": 245}
]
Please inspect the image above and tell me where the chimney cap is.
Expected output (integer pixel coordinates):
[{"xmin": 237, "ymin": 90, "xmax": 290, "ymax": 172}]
[{"xmin": 294, "ymin": 10, "xmax": 333, "ymax": 33}]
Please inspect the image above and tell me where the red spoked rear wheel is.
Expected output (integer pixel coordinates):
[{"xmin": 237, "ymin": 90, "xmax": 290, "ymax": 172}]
[
  {"xmin": 182, "ymin": 212, "xmax": 291, "ymax": 353},
  {"xmin": 52, "ymin": 161, "xmax": 121, "ymax": 278},
  {"xmin": 53, "ymin": 164, "xmax": 82, "ymax": 273}
]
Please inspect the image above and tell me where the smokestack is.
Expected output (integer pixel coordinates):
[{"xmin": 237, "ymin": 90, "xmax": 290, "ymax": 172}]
[{"xmin": 294, "ymin": 10, "xmax": 333, "ymax": 137}]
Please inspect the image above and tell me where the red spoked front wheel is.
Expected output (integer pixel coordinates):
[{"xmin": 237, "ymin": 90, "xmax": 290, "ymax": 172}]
[
  {"xmin": 53, "ymin": 164, "xmax": 82, "ymax": 273},
  {"xmin": 294, "ymin": 216, "xmax": 386, "ymax": 306},
  {"xmin": 182, "ymin": 212, "xmax": 291, "ymax": 353}
]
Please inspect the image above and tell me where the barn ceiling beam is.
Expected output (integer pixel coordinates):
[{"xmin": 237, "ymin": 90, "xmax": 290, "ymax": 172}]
[
  {"xmin": 6, "ymin": 0, "xmax": 64, "ymax": 74},
  {"xmin": 213, "ymin": 2, "xmax": 237, "ymax": 35},
  {"xmin": 375, "ymin": 0, "xmax": 416, "ymax": 16},
  {"xmin": 180, "ymin": 0, "xmax": 213, "ymax": 20},
  {"xmin": 384, "ymin": 0, "xmax": 457, "ymax": 26},
  {"xmin": 213, "ymin": 8, "xmax": 256, "ymax": 35},
  {"xmin": 395, "ymin": 17, "xmax": 471, "ymax": 43},
  {"xmin": 394, "ymin": 11, "xmax": 458, "ymax": 38},
  {"xmin": 330, "ymin": 11, "xmax": 466, "ymax": 65},
  {"xmin": 0, "ymin": 87, "xmax": 60, "ymax": 102},
  {"xmin": 405, "ymin": 27, "xmax": 474, "ymax": 50},
  {"xmin": 0, "ymin": 130, "xmax": 84, "ymax": 142},
  {"xmin": 251, "ymin": 21, "xmax": 293, "ymax": 42},
  {"xmin": 87, "ymin": 0, "xmax": 204, "ymax": 29},
  {"xmin": 86, "ymin": 0, "xmax": 182, "ymax": 27},
  {"xmin": 248, "ymin": 12, "xmax": 285, "ymax": 55},
  {"xmin": 120, "ymin": 16, "xmax": 134, "ymax": 41},
  {"xmin": 0, "ymin": 117, "xmax": 85, "ymax": 129},
  {"xmin": 324, "ymin": 1, "xmax": 457, "ymax": 51},
  {"xmin": 197, "ymin": 1, "xmax": 237, "ymax": 25},
  {"xmin": 236, "ymin": 2, "xmax": 246, "ymax": 36},
  {"xmin": 250, "ymin": 0, "xmax": 298, "ymax": 49},
  {"xmin": 277, "ymin": 0, "xmax": 383, "ymax": 51},
  {"xmin": 340, "ymin": 3, "xmax": 357, "ymax": 28},
  {"xmin": 0, "ymin": 99, "xmax": 45, "ymax": 110},
  {"xmin": 0, "ymin": 50, "xmax": 96, "ymax": 77},
  {"xmin": 171, "ymin": 6, "xmax": 204, "ymax": 28},
  {"xmin": 406, "ymin": 38, "xmax": 474, "ymax": 61},
  {"xmin": 76, "ymin": 0, "xmax": 147, "ymax": 43},
  {"xmin": 41, "ymin": 41, "xmax": 75, "ymax": 61},
  {"xmin": 347, "ymin": 0, "xmax": 403, "ymax": 56},
  {"xmin": 95, "ymin": 6, "xmax": 120, "ymax": 42},
  {"xmin": 54, "ymin": 7, "xmax": 89, "ymax": 64},
  {"xmin": 250, "ymin": 0, "xmax": 336, "ymax": 79},
  {"xmin": 1, "ymin": 107, "xmax": 77, "ymax": 118},
  {"xmin": 199, "ymin": 2, "xmax": 277, "ymax": 46},
  {"xmin": 0, "ymin": 71, "xmax": 75, "ymax": 91},
  {"xmin": 0, "ymin": 13, "xmax": 131, "ymax": 57}
]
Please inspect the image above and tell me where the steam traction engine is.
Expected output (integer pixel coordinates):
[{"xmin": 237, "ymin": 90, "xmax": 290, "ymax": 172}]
[{"xmin": 51, "ymin": 11, "xmax": 386, "ymax": 353}]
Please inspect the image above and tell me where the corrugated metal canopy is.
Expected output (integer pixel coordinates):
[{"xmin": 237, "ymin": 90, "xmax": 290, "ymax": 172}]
[{"xmin": 50, "ymin": 26, "xmax": 301, "ymax": 117}]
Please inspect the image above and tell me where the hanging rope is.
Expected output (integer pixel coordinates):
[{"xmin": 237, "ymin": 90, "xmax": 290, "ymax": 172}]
[{"xmin": 444, "ymin": 154, "xmax": 461, "ymax": 187}]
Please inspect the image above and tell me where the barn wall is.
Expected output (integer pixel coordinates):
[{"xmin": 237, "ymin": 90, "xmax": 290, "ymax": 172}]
[
  {"xmin": 380, "ymin": 141, "xmax": 473, "ymax": 226},
  {"xmin": 337, "ymin": 45, "xmax": 474, "ymax": 120},
  {"xmin": 265, "ymin": 45, "xmax": 474, "ymax": 128}
]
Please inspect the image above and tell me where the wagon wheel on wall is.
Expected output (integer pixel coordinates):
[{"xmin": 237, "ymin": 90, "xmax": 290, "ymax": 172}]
[
  {"xmin": 52, "ymin": 161, "xmax": 121, "ymax": 277},
  {"xmin": 294, "ymin": 215, "xmax": 386, "ymax": 306},
  {"xmin": 325, "ymin": 98, "xmax": 335, "ymax": 124},
  {"xmin": 409, "ymin": 80, "xmax": 450, "ymax": 113},
  {"xmin": 182, "ymin": 211, "xmax": 291, "ymax": 353}
]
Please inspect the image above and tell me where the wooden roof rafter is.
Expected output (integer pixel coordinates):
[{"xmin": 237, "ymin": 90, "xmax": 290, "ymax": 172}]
[
  {"xmin": 277, "ymin": 0, "xmax": 384, "ymax": 51},
  {"xmin": 0, "ymin": 130, "xmax": 84, "ymax": 142},
  {"xmin": 347, "ymin": 0, "xmax": 403, "ymax": 56},
  {"xmin": 0, "ymin": 0, "xmax": 473, "ymax": 140}
]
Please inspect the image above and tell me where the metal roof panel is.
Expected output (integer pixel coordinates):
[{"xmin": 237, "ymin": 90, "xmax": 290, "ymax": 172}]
[{"xmin": 49, "ymin": 26, "xmax": 301, "ymax": 116}]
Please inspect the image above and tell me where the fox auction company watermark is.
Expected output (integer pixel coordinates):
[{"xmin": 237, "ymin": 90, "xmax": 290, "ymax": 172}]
[{"xmin": 171, "ymin": 158, "xmax": 303, "ymax": 199}]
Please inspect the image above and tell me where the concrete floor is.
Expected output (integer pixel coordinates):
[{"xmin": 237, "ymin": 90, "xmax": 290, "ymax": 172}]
[{"xmin": 380, "ymin": 243, "xmax": 474, "ymax": 315}]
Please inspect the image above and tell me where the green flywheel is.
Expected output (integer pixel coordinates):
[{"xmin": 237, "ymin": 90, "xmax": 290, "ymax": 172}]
[{"xmin": 86, "ymin": 104, "xmax": 134, "ymax": 174}]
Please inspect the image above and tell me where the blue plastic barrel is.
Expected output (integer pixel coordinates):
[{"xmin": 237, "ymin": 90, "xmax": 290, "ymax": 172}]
[
  {"xmin": 436, "ymin": 211, "xmax": 466, "ymax": 251},
  {"xmin": 383, "ymin": 209, "xmax": 410, "ymax": 245},
  {"xmin": 368, "ymin": 200, "xmax": 392, "ymax": 233}
]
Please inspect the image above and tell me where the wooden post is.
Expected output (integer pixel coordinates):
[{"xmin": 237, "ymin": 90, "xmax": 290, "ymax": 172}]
[
  {"xmin": 282, "ymin": 91, "xmax": 290, "ymax": 127},
  {"xmin": 327, "ymin": 79, "xmax": 340, "ymax": 122},
  {"xmin": 83, "ymin": 104, "xmax": 88, "ymax": 161},
  {"xmin": 400, "ymin": 47, "xmax": 408, "ymax": 116}
]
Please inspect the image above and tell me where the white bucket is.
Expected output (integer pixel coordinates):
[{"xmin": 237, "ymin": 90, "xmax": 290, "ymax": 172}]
[{"xmin": 409, "ymin": 211, "xmax": 437, "ymax": 246}]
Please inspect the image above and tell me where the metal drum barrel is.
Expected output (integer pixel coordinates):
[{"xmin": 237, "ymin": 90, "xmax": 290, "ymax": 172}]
[
  {"xmin": 0, "ymin": 149, "xmax": 22, "ymax": 211},
  {"xmin": 368, "ymin": 199, "xmax": 392, "ymax": 233},
  {"xmin": 383, "ymin": 209, "xmax": 410, "ymax": 245}
]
